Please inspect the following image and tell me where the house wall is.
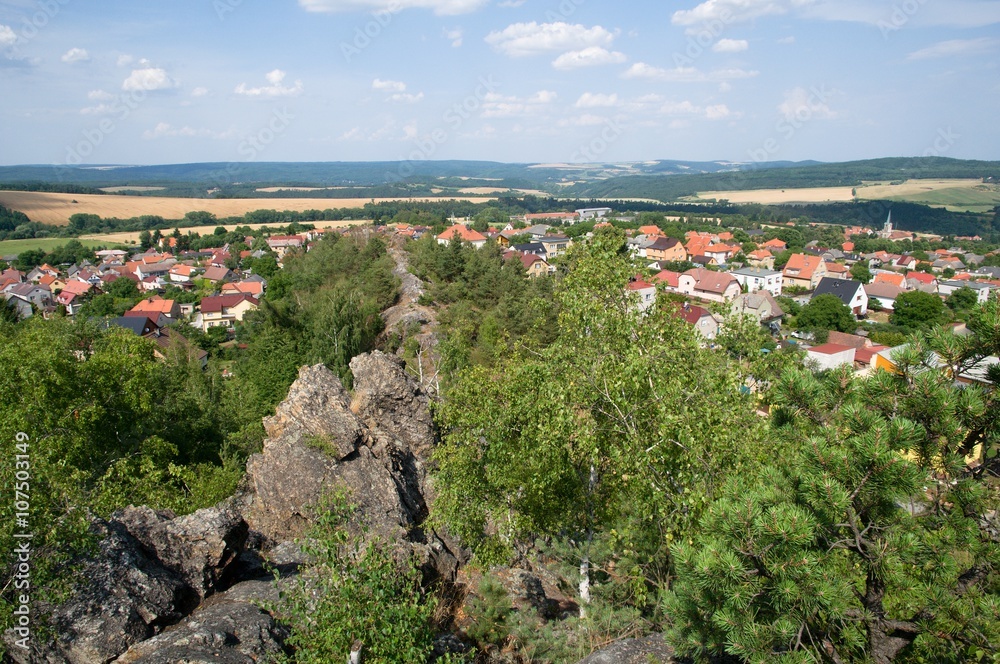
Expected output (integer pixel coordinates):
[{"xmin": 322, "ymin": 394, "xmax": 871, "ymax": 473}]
[{"xmin": 807, "ymin": 349, "xmax": 855, "ymax": 371}]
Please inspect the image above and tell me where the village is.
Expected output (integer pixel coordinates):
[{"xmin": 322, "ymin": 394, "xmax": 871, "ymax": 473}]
[{"xmin": 2, "ymin": 206, "xmax": 999, "ymax": 386}]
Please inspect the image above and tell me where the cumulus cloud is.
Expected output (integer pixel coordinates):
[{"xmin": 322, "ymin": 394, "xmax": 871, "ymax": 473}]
[
  {"xmin": 235, "ymin": 69, "xmax": 303, "ymax": 97},
  {"xmin": 444, "ymin": 27, "xmax": 463, "ymax": 47},
  {"xmin": 621, "ymin": 61, "xmax": 757, "ymax": 82},
  {"xmin": 299, "ymin": 0, "xmax": 488, "ymax": 15},
  {"xmin": 389, "ymin": 92, "xmax": 424, "ymax": 103},
  {"xmin": 672, "ymin": 0, "xmax": 814, "ymax": 28},
  {"xmin": 191, "ymin": 87, "xmax": 210, "ymax": 97},
  {"xmin": 486, "ymin": 22, "xmax": 616, "ymax": 57},
  {"xmin": 705, "ymin": 103, "xmax": 737, "ymax": 119},
  {"xmin": 557, "ymin": 114, "xmax": 610, "ymax": 128},
  {"xmin": 906, "ymin": 38, "xmax": 998, "ymax": 60},
  {"xmin": 117, "ymin": 54, "xmax": 134, "ymax": 67},
  {"xmin": 0, "ymin": 24, "xmax": 16, "ymax": 48},
  {"xmin": 88, "ymin": 89, "xmax": 114, "ymax": 101},
  {"xmin": 142, "ymin": 122, "xmax": 239, "ymax": 140},
  {"xmin": 575, "ymin": 92, "xmax": 620, "ymax": 108},
  {"xmin": 778, "ymin": 86, "xmax": 836, "ymax": 121},
  {"xmin": 480, "ymin": 90, "xmax": 557, "ymax": 118},
  {"xmin": 552, "ymin": 46, "xmax": 627, "ymax": 70},
  {"xmin": 372, "ymin": 78, "xmax": 407, "ymax": 92},
  {"xmin": 712, "ymin": 38, "xmax": 748, "ymax": 53},
  {"xmin": 122, "ymin": 67, "xmax": 177, "ymax": 91},
  {"xmin": 61, "ymin": 47, "xmax": 90, "ymax": 63}
]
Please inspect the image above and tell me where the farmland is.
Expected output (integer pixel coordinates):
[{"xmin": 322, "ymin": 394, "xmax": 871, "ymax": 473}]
[
  {"xmin": 78, "ymin": 219, "xmax": 371, "ymax": 246},
  {"xmin": 0, "ymin": 191, "xmax": 497, "ymax": 226},
  {"xmin": 690, "ymin": 178, "xmax": 998, "ymax": 211},
  {"xmin": 0, "ymin": 237, "xmax": 110, "ymax": 256}
]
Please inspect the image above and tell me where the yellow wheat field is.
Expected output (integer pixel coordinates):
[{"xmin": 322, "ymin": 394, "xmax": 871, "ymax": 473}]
[{"xmin": 0, "ymin": 191, "xmax": 496, "ymax": 226}]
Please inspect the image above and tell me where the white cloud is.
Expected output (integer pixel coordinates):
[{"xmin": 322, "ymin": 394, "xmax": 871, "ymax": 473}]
[
  {"xmin": 712, "ymin": 38, "xmax": 748, "ymax": 53},
  {"xmin": 480, "ymin": 90, "xmax": 557, "ymax": 118},
  {"xmin": 373, "ymin": 78, "xmax": 407, "ymax": 92},
  {"xmin": 191, "ymin": 87, "xmax": 210, "ymax": 97},
  {"xmin": 337, "ymin": 119, "xmax": 420, "ymax": 142},
  {"xmin": 117, "ymin": 54, "xmax": 134, "ymax": 67},
  {"xmin": 778, "ymin": 86, "xmax": 836, "ymax": 121},
  {"xmin": 61, "ymin": 47, "xmax": 89, "ymax": 63},
  {"xmin": 0, "ymin": 24, "xmax": 16, "ymax": 48},
  {"xmin": 235, "ymin": 69, "xmax": 303, "ymax": 97},
  {"xmin": 777, "ymin": 36, "xmax": 796, "ymax": 44},
  {"xmin": 444, "ymin": 27, "xmax": 463, "ymax": 47},
  {"xmin": 672, "ymin": 0, "xmax": 815, "ymax": 28},
  {"xmin": 622, "ymin": 62, "xmax": 756, "ymax": 82},
  {"xmin": 906, "ymin": 38, "xmax": 999, "ymax": 61},
  {"xmin": 705, "ymin": 103, "xmax": 737, "ymax": 119},
  {"xmin": 660, "ymin": 100, "xmax": 701, "ymax": 115},
  {"xmin": 557, "ymin": 114, "xmax": 609, "ymax": 127},
  {"xmin": 575, "ymin": 92, "xmax": 620, "ymax": 108},
  {"xmin": 389, "ymin": 92, "xmax": 424, "ymax": 103},
  {"xmin": 552, "ymin": 46, "xmax": 627, "ymax": 70},
  {"xmin": 88, "ymin": 89, "xmax": 114, "ymax": 101},
  {"xmin": 122, "ymin": 67, "xmax": 177, "ymax": 91},
  {"xmin": 80, "ymin": 104, "xmax": 115, "ymax": 116},
  {"xmin": 497, "ymin": 0, "xmax": 525, "ymax": 6},
  {"xmin": 486, "ymin": 22, "xmax": 616, "ymax": 57},
  {"xmin": 142, "ymin": 122, "xmax": 238, "ymax": 140},
  {"xmin": 299, "ymin": 0, "xmax": 488, "ymax": 15}
]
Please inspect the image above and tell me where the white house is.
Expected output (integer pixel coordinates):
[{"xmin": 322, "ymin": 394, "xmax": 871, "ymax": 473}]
[
  {"xmin": 731, "ymin": 267, "xmax": 783, "ymax": 297},
  {"xmin": 813, "ymin": 277, "xmax": 868, "ymax": 316},
  {"xmin": 807, "ymin": 343, "xmax": 856, "ymax": 371}
]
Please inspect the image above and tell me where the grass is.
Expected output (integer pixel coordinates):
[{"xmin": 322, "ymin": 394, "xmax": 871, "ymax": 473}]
[
  {"xmin": 0, "ymin": 237, "xmax": 118, "ymax": 257},
  {"xmin": 875, "ymin": 185, "xmax": 1000, "ymax": 213}
]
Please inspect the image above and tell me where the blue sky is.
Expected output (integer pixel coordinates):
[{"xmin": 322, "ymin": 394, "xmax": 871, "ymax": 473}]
[{"xmin": 1, "ymin": 0, "xmax": 998, "ymax": 166}]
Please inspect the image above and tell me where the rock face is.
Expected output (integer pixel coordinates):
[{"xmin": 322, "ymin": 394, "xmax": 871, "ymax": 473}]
[
  {"xmin": 5, "ymin": 518, "xmax": 189, "ymax": 664},
  {"xmin": 240, "ymin": 358, "xmax": 463, "ymax": 586},
  {"xmin": 113, "ymin": 580, "xmax": 289, "ymax": 664},
  {"xmin": 114, "ymin": 502, "xmax": 249, "ymax": 604},
  {"xmin": 575, "ymin": 635, "xmax": 675, "ymax": 664},
  {"xmin": 6, "ymin": 352, "xmax": 462, "ymax": 663}
]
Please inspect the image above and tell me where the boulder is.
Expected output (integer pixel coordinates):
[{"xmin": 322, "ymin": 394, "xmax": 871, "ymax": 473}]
[
  {"xmin": 115, "ymin": 501, "xmax": 248, "ymax": 603},
  {"xmin": 349, "ymin": 351, "xmax": 435, "ymax": 459},
  {"xmin": 575, "ymin": 635, "xmax": 675, "ymax": 664},
  {"xmin": 113, "ymin": 580, "xmax": 289, "ymax": 664},
  {"xmin": 4, "ymin": 519, "xmax": 188, "ymax": 664}
]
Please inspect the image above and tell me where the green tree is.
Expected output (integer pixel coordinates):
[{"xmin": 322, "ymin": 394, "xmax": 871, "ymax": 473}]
[
  {"xmin": 849, "ymin": 261, "xmax": 873, "ymax": 283},
  {"xmin": 272, "ymin": 490, "xmax": 437, "ymax": 663},
  {"xmin": 946, "ymin": 285, "xmax": 978, "ymax": 312},
  {"xmin": 890, "ymin": 289, "xmax": 946, "ymax": 330},
  {"xmin": 795, "ymin": 294, "xmax": 856, "ymax": 336}
]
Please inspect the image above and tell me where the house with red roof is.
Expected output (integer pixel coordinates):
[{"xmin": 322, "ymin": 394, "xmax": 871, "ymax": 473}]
[
  {"xmin": 198, "ymin": 294, "xmax": 259, "ymax": 332},
  {"xmin": 129, "ymin": 296, "xmax": 180, "ymax": 320},
  {"xmin": 672, "ymin": 302, "xmax": 723, "ymax": 340},
  {"xmin": 436, "ymin": 224, "xmax": 487, "ymax": 249},
  {"xmin": 628, "ymin": 277, "xmax": 657, "ymax": 312},
  {"xmin": 782, "ymin": 253, "xmax": 828, "ymax": 289},
  {"xmin": 806, "ymin": 343, "xmax": 856, "ymax": 371}
]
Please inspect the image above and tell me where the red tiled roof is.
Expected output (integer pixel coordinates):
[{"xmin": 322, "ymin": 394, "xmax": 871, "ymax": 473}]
[
  {"xmin": 652, "ymin": 270, "xmax": 681, "ymax": 287},
  {"xmin": 808, "ymin": 343, "xmax": 855, "ymax": 355},
  {"xmin": 200, "ymin": 294, "xmax": 259, "ymax": 313},
  {"xmin": 129, "ymin": 297, "xmax": 176, "ymax": 315},
  {"xmin": 437, "ymin": 224, "xmax": 487, "ymax": 243}
]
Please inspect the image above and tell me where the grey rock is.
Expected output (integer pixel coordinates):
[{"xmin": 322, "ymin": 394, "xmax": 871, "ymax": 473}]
[
  {"xmin": 4, "ymin": 519, "xmax": 189, "ymax": 664},
  {"xmin": 113, "ymin": 580, "xmax": 289, "ymax": 664},
  {"xmin": 115, "ymin": 502, "xmax": 248, "ymax": 603},
  {"xmin": 576, "ymin": 635, "xmax": 675, "ymax": 664},
  {"xmin": 350, "ymin": 351, "xmax": 435, "ymax": 459}
]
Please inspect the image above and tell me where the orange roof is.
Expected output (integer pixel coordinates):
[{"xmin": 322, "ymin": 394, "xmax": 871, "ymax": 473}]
[
  {"xmin": 907, "ymin": 272, "xmax": 936, "ymax": 284},
  {"xmin": 873, "ymin": 272, "xmax": 906, "ymax": 288},
  {"xmin": 437, "ymin": 224, "xmax": 487, "ymax": 243},
  {"xmin": 39, "ymin": 275, "xmax": 58, "ymax": 286},
  {"xmin": 129, "ymin": 297, "xmax": 176, "ymax": 315},
  {"xmin": 222, "ymin": 281, "xmax": 264, "ymax": 296},
  {"xmin": 61, "ymin": 281, "xmax": 92, "ymax": 296},
  {"xmin": 652, "ymin": 270, "xmax": 681, "ymax": 287},
  {"xmin": 808, "ymin": 343, "xmax": 855, "ymax": 355},
  {"xmin": 638, "ymin": 225, "xmax": 662, "ymax": 237},
  {"xmin": 842, "ymin": 242, "xmax": 855, "ymax": 252},
  {"xmin": 628, "ymin": 278, "xmax": 654, "ymax": 291},
  {"xmin": 748, "ymin": 249, "xmax": 773, "ymax": 260},
  {"xmin": 826, "ymin": 263, "xmax": 849, "ymax": 274},
  {"xmin": 762, "ymin": 238, "xmax": 787, "ymax": 249},
  {"xmin": 783, "ymin": 253, "xmax": 824, "ymax": 280}
]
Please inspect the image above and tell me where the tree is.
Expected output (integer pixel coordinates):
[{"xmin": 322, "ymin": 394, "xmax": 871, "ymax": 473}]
[
  {"xmin": 796, "ymin": 294, "xmax": 856, "ymax": 336},
  {"xmin": 890, "ymin": 289, "xmax": 946, "ymax": 330},
  {"xmin": 434, "ymin": 229, "xmax": 770, "ymax": 615},
  {"xmin": 849, "ymin": 261, "xmax": 873, "ymax": 284},
  {"xmin": 666, "ymin": 357, "xmax": 1000, "ymax": 663},
  {"xmin": 946, "ymin": 285, "xmax": 978, "ymax": 312},
  {"xmin": 138, "ymin": 229, "xmax": 152, "ymax": 251}
]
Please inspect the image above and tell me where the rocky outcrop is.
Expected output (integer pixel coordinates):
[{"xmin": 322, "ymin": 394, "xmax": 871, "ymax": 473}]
[
  {"xmin": 114, "ymin": 502, "xmax": 248, "ymax": 604},
  {"xmin": 239, "ymin": 360, "xmax": 464, "ymax": 585},
  {"xmin": 113, "ymin": 580, "xmax": 289, "ymax": 664},
  {"xmin": 575, "ymin": 635, "xmax": 675, "ymax": 664},
  {"xmin": 5, "ymin": 518, "xmax": 189, "ymax": 664}
]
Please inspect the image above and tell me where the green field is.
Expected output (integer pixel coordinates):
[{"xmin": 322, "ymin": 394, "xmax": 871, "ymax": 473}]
[
  {"xmin": 0, "ymin": 237, "xmax": 119, "ymax": 258},
  {"xmin": 879, "ymin": 184, "xmax": 1000, "ymax": 213}
]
